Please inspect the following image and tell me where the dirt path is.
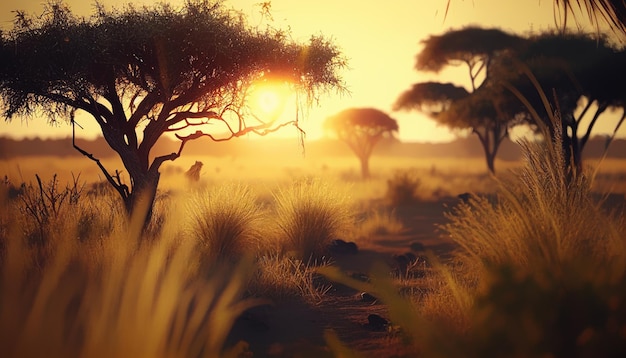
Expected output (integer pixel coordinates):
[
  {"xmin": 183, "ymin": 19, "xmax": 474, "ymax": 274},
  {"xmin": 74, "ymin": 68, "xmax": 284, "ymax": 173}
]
[{"xmin": 229, "ymin": 198, "xmax": 461, "ymax": 357}]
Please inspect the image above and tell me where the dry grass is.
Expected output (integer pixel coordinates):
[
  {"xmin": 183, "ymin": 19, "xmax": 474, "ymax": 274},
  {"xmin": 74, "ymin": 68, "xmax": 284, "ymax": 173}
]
[
  {"xmin": 271, "ymin": 178, "xmax": 354, "ymax": 261},
  {"xmin": 250, "ymin": 255, "xmax": 332, "ymax": 305},
  {"xmin": 186, "ymin": 183, "xmax": 268, "ymax": 262},
  {"xmin": 1, "ymin": 144, "xmax": 625, "ymax": 356},
  {"xmin": 0, "ymin": 192, "xmax": 257, "ymax": 358}
]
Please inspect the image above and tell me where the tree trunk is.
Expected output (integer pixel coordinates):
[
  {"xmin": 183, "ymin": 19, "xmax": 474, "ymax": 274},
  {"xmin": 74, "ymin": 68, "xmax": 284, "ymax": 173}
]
[
  {"xmin": 124, "ymin": 170, "xmax": 160, "ymax": 225},
  {"xmin": 359, "ymin": 156, "xmax": 370, "ymax": 179},
  {"xmin": 485, "ymin": 153, "xmax": 496, "ymax": 175}
]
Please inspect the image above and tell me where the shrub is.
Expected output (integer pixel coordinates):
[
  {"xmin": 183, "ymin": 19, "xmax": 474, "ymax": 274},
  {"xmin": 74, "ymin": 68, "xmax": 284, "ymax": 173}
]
[
  {"xmin": 187, "ymin": 183, "xmax": 266, "ymax": 263},
  {"xmin": 356, "ymin": 209, "xmax": 405, "ymax": 238},
  {"xmin": 385, "ymin": 169, "xmax": 421, "ymax": 205},
  {"xmin": 272, "ymin": 178, "xmax": 353, "ymax": 262},
  {"xmin": 250, "ymin": 255, "xmax": 332, "ymax": 304}
]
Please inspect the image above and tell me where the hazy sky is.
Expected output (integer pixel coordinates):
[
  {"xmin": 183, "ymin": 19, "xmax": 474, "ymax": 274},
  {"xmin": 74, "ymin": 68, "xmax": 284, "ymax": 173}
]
[{"xmin": 0, "ymin": 0, "xmax": 624, "ymax": 142}]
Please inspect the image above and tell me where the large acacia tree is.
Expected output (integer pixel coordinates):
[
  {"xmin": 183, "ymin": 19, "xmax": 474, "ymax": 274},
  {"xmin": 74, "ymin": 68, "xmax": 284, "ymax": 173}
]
[
  {"xmin": 493, "ymin": 31, "xmax": 626, "ymax": 173},
  {"xmin": 395, "ymin": 27, "xmax": 525, "ymax": 174},
  {"xmin": 0, "ymin": 1, "xmax": 345, "ymax": 216},
  {"xmin": 324, "ymin": 108, "xmax": 398, "ymax": 179}
]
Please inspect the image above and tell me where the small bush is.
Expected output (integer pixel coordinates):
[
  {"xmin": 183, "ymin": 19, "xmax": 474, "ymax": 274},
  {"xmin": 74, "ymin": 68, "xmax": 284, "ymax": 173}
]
[
  {"xmin": 385, "ymin": 169, "xmax": 421, "ymax": 205},
  {"xmin": 187, "ymin": 183, "xmax": 266, "ymax": 262},
  {"xmin": 272, "ymin": 179, "xmax": 353, "ymax": 262},
  {"xmin": 357, "ymin": 209, "xmax": 405, "ymax": 237},
  {"xmin": 250, "ymin": 255, "xmax": 331, "ymax": 304}
]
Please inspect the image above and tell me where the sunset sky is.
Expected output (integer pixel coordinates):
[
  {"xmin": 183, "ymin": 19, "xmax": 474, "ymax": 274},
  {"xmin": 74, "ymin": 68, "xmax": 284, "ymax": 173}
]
[{"xmin": 0, "ymin": 0, "xmax": 624, "ymax": 143}]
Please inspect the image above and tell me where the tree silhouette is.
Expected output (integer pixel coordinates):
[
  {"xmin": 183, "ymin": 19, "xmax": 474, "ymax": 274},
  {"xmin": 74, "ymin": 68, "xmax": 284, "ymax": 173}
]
[
  {"xmin": 396, "ymin": 27, "xmax": 525, "ymax": 174},
  {"xmin": 494, "ymin": 31, "xmax": 626, "ymax": 173},
  {"xmin": 324, "ymin": 108, "xmax": 398, "ymax": 179},
  {"xmin": 416, "ymin": 26, "xmax": 525, "ymax": 91},
  {"xmin": 0, "ymin": 1, "xmax": 345, "ymax": 218}
]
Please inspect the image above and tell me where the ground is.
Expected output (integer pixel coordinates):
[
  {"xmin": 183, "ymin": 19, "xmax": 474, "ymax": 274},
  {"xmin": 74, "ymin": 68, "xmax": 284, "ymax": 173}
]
[{"xmin": 228, "ymin": 198, "xmax": 460, "ymax": 357}]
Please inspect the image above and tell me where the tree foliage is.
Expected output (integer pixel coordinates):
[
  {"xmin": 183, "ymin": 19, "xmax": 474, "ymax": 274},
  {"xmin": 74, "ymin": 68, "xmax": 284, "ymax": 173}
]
[
  {"xmin": 324, "ymin": 108, "xmax": 398, "ymax": 179},
  {"xmin": 394, "ymin": 82, "xmax": 469, "ymax": 114},
  {"xmin": 417, "ymin": 27, "xmax": 525, "ymax": 90},
  {"xmin": 0, "ymin": 0, "xmax": 346, "ymax": 216},
  {"xmin": 397, "ymin": 27, "xmax": 525, "ymax": 173},
  {"xmin": 399, "ymin": 24, "xmax": 626, "ymax": 174},
  {"xmin": 493, "ymin": 31, "xmax": 626, "ymax": 173}
]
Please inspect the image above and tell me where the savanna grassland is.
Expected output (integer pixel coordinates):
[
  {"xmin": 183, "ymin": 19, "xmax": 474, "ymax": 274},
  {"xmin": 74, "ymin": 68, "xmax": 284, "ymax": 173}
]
[{"xmin": 1, "ymin": 138, "xmax": 626, "ymax": 357}]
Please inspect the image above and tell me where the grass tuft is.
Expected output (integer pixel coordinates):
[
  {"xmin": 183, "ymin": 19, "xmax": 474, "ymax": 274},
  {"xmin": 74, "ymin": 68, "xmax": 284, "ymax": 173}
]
[
  {"xmin": 272, "ymin": 178, "xmax": 353, "ymax": 262},
  {"xmin": 187, "ymin": 183, "xmax": 266, "ymax": 262}
]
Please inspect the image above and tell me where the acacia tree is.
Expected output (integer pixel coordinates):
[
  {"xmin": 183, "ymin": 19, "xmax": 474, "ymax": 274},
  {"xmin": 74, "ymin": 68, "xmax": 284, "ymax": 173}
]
[
  {"xmin": 494, "ymin": 31, "xmax": 626, "ymax": 173},
  {"xmin": 324, "ymin": 108, "xmax": 398, "ymax": 179},
  {"xmin": 0, "ymin": 1, "xmax": 345, "ymax": 217},
  {"xmin": 396, "ymin": 27, "xmax": 525, "ymax": 174}
]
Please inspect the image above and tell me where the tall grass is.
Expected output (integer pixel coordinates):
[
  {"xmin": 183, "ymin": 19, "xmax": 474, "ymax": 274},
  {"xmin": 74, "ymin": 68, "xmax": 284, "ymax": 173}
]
[
  {"xmin": 433, "ymin": 134, "xmax": 626, "ymax": 356},
  {"xmin": 321, "ymin": 130, "xmax": 626, "ymax": 356},
  {"xmin": 0, "ymin": 189, "xmax": 258, "ymax": 358},
  {"xmin": 272, "ymin": 178, "xmax": 353, "ymax": 261}
]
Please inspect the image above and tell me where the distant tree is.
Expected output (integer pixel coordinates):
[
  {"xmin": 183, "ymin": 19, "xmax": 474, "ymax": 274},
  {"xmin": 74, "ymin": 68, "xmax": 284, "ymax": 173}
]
[
  {"xmin": 396, "ymin": 27, "xmax": 525, "ymax": 174},
  {"xmin": 0, "ymin": 1, "xmax": 345, "ymax": 219},
  {"xmin": 324, "ymin": 108, "xmax": 398, "ymax": 179}
]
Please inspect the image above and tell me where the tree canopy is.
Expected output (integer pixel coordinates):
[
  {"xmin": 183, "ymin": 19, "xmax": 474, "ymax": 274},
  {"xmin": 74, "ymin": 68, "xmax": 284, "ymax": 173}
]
[
  {"xmin": 0, "ymin": 0, "xmax": 346, "ymax": 216},
  {"xmin": 492, "ymin": 31, "xmax": 626, "ymax": 172},
  {"xmin": 324, "ymin": 108, "xmax": 398, "ymax": 179},
  {"xmin": 398, "ymin": 25, "xmax": 626, "ymax": 174},
  {"xmin": 417, "ymin": 27, "xmax": 525, "ymax": 90},
  {"xmin": 397, "ymin": 27, "xmax": 525, "ymax": 173}
]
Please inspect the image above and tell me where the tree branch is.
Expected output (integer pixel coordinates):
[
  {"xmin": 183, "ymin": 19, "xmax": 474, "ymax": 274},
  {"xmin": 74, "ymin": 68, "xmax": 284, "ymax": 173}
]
[
  {"xmin": 580, "ymin": 102, "xmax": 608, "ymax": 149},
  {"xmin": 71, "ymin": 120, "xmax": 129, "ymax": 200}
]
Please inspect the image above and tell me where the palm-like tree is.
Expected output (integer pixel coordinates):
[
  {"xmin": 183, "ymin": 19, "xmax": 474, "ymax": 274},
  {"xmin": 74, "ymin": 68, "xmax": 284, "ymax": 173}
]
[
  {"xmin": 555, "ymin": 0, "xmax": 626, "ymax": 34},
  {"xmin": 446, "ymin": 1, "xmax": 626, "ymax": 36}
]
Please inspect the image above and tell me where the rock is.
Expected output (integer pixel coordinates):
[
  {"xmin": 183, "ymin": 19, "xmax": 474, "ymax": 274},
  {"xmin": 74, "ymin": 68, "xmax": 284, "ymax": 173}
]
[
  {"xmin": 360, "ymin": 292, "xmax": 377, "ymax": 303},
  {"xmin": 329, "ymin": 239, "xmax": 359, "ymax": 255},
  {"xmin": 367, "ymin": 314, "xmax": 388, "ymax": 331},
  {"xmin": 458, "ymin": 192, "xmax": 473, "ymax": 203},
  {"xmin": 350, "ymin": 272, "xmax": 370, "ymax": 282}
]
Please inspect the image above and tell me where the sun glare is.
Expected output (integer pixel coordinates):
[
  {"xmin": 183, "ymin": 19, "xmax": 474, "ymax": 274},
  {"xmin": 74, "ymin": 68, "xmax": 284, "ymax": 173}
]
[
  {"xmin": 257, "ymin": 89, "xmax": 281, "ymax": 114},
  {"xmin": 248, "ymin": 80, "xmax": 292, "ymax": 119}
]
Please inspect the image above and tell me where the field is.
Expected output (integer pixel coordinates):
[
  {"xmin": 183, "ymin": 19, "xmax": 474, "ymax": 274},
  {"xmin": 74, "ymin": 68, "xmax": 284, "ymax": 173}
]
[{"xmin": 1, "ymin": 142, "xmax": 626, "ymax": 357}]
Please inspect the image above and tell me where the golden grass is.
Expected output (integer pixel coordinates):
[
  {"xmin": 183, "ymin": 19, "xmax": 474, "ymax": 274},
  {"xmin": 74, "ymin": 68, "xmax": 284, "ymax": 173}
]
[
  {"xmin": 271, "ymin": 178, "xmax": 354, "ymax": 261},
  {"xmin": 185, "ymin": 183, "xmax": 268, "ymax": 262},
  {"xmin": 2, "ymin": 145, "xmax": 626, "ymax": 356},
  {"xmin": 0, "ymin": 193, "xmax": 257, "ymax": 358}
]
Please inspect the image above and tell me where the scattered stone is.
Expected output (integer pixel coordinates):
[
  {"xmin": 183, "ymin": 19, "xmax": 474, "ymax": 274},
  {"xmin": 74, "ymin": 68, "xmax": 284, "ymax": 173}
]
[
  {"xmin": 329, "ymin": 239, "xmax": 359, "ymax": 255},
  {"xmin": 458, "ymin": 192, "xmax": 473, "ymax": 203},
  {"xmin": 360, "ymin": 292, "xmax": 378, "ymax": 303},
  {"xmin": 367, "ymin": 314, "xmax": 388, "ymax": 331},
  {"xmin": 350, "ymin": 272, "xmax": 370, "ymax": 282}
]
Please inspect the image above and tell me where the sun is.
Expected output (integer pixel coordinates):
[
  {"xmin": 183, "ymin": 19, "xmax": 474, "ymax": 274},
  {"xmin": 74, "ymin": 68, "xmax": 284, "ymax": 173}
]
[
  {"xmin": 257, "ymin": 89, "xmax": 281, "ymax": 114},
  {"xmin": 248, "ymin": 80, "xmax": 291, "ymax": 118}
]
